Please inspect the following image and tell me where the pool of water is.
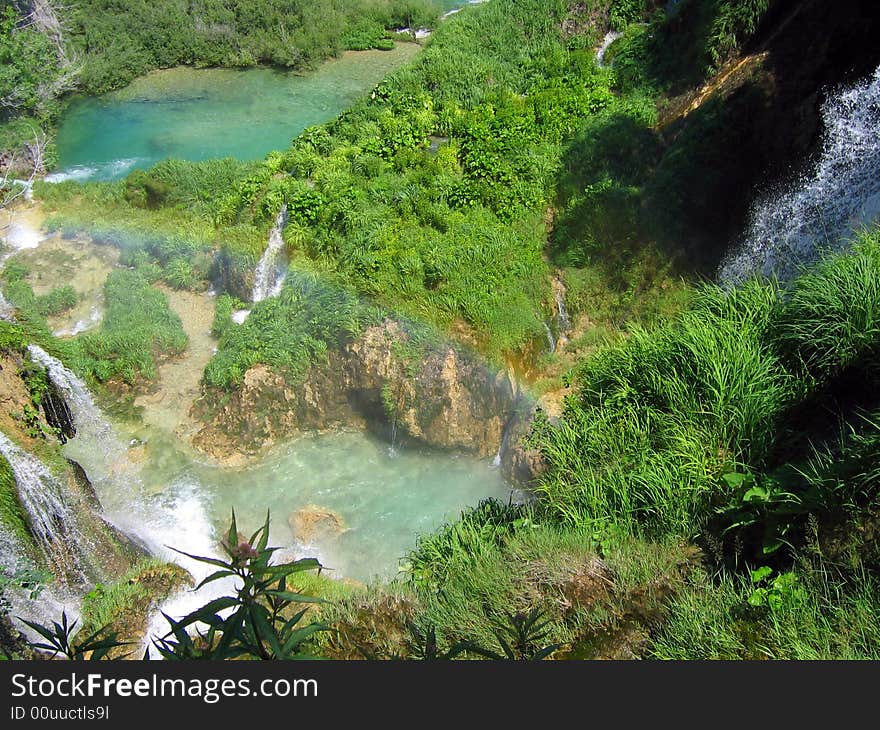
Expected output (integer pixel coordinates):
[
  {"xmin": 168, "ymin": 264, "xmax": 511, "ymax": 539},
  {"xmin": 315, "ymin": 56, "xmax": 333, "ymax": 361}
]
[
  {"xmin": 50, "ymin": 44, "xmax": 421, "ymax": 182},
  {"xmin": 66, "ymin": 420, "xmax": 507, "ymax": 585}
]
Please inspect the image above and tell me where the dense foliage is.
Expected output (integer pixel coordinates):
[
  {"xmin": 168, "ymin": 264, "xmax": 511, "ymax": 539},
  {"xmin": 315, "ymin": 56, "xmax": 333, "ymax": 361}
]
[{"xmin": 65, "ymin": 0, "xmax": 439, "ymax": 94}]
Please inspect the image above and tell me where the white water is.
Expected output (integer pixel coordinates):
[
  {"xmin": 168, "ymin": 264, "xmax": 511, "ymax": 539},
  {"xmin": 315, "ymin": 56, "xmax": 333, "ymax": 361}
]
[
  {"xmin": 596, "ymin": 31, "xmax": 622, "ymax": 68},
  {"xmin": 27, "ymin": 345, "xmax": 108, "ymax": 441},
  {"xmin": 0, "ymin": 432, "xmax": 92, "ymax": 583},
  {"xmin": 0, "ymin": 290, "xmax": 13, "ymax": 321},
  {"xmin": 2, "ymin": 220, "xmax": 46, "ymax": 256},
  {"xmin": 0, "ymin": 521, "xmax": 82, "ymax": 640},
  {"xmin": 251, "ymin": 206, "xmax": 289, "ymax": 303},
  {"xmin": 44, "ymin": 158, "xmax": 142, "ymax": 184},
  {"xmin": 441, "ymin": 0, "xmax": 488, "ymax": 20},
  {"xmin": 554, "ymin": 287, "xmax": 571, "ymax": 333},
  {"xmin": 23, "ymin": 346, "xmax": 234, "ymax": 651},
  {"xmin": 53, "ymin": 302, "xmax": 103, "ymax": 337},
  {"xmin": 22, "ymin": 345, "xmax": 509, "ymax": 654},
  {"xmin": 544, "ymin": 322, "xmax": 556, "ymax": 354},
  {"xmin": 720, "ymin": 64, "xmax": 880, "ymax": 283}
]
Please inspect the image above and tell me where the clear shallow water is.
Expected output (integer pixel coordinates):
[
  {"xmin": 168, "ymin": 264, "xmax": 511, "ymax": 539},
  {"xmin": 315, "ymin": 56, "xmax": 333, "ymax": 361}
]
[
  {"xmin": 50, "ymin": 44, "xmax": 421, "ymax": 182},
  {"xmin": 65, "ymin": 420, "xmax": 508, "ymax": 585}
]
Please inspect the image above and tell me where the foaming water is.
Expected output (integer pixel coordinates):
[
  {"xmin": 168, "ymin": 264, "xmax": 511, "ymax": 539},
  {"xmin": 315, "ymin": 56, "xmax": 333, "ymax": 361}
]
[
  {"xmin": 24, "ymin": 345, "xmax": 508, "ymax": 648},
  {"xmin": 596, "ymin": 31, "xmax": 622, "ymax": 68},
  {"xmin": 0, "ymin": 432, "xmax": 92, "ymax": 584},
  {"xmin": 134, "ymin": 429, "xmax": 509, "ymax": 584},
  {"xmin": 251, "ymin": 206, "xmax": 289, "ymax": 303},
  {"xmin": 720, "ymin": 64, "xmax": 880, "ymax": 282},
  {"xmin": 0, "ymin": 523, "xmax": 82, "ymax": 641}
]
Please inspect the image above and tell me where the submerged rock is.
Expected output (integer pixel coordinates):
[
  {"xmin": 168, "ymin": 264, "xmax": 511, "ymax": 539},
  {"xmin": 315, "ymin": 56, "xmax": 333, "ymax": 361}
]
[{"xmin": 288, "ymin": 505, "xmax": 348, "ymax": 543}]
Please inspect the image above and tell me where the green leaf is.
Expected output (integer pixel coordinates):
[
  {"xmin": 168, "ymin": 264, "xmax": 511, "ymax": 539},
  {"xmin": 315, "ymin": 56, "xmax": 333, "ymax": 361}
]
[
  {"xmin": 226, "ymin": 509, "xmax": 238, "ymax": 552},
  {"xmin": 743, "ymin": 485, "xmax": 770, "ymax": 503}
]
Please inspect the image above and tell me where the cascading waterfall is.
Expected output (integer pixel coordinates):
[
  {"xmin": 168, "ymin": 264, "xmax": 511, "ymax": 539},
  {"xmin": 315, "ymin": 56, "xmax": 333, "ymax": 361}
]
[
  {"xmin": 596, "ymin": 31, "xmax": 622, "ymax": 68},
  {"xmin": 720, "ymin": 64, "xmax": 880, "ymax": 283},
  {"xmin": 252, "ymin": 205, "xmax": 289, "ymax": 303},
  {"xmin": 554, "ymin": 283, "xmax": 571, "ymax": 333},
  {"xmin": 26, "ymin": 345, "xmax": 113, "ymax": 446},
  {"xmin": 0, "ymin": 290, "xmax": 13, "ymax": 321},
  {"xmin": 24, "ymin": 345, "xmax": 232, "ymax": 654},
  {"xmin": 231, "ymin": 205, "xmax": 290, "ymax": 324},
  {"xmin": 544, "ymin": 322, "xmax": 556, "ymax": 354},
  {"xmin": 0, "ymin": 522, "xmax": 81, "ymax": 637},
  {"xmin": 0, "ymin": 432, "xmax": 92, "ymax": 583}
]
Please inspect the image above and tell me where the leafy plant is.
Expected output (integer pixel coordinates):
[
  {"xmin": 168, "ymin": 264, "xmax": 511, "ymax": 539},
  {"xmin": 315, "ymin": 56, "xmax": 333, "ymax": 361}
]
[
  {"xmin": 18, "ymin": 611, "xmax": 129, "ymax": 661},
  {"xmin": 151, "ymin": 511, "xmax": 329, "ymax": 660},
  {"xmin": 461, "ymin": 607, "xmax": 563, "ymax": 661}
]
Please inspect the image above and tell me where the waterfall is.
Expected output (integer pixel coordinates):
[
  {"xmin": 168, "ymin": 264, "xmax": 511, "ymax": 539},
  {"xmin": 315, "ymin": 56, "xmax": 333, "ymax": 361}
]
[
  {"xmin": 26, "ymin": 345, "xmax": 112, "ymax": 445},
  {"xmin": 0, "ymin": 432, "xmax": 92, "ymax": 583},
  {"xmin": 544, "ymin": 322, "xmax": 556, "ymax": 354},
  {"xmin": 596, "ymin": 31, "xmax": 622, "ymax": 69},
  {"xmin": 0, "ymin": 290, "xmax": 13, "ymax": 321},
  {"xmin": 22, "ymin": 345, "xmax": 231, "ymax": 654},
  {"xmin": 553, "ymin": 277, "xmax": 572, "ymax": 333},
  {"xmin": 720, "ymin": 64, "xmax": 880, "ymax": 283},
  {"xmin": 251, "ymin": 205, "xmax": 289, "ymax": 304},
  {"xmin": 0, "ymin": 521, "xmax": 81, "ymax": 639}
]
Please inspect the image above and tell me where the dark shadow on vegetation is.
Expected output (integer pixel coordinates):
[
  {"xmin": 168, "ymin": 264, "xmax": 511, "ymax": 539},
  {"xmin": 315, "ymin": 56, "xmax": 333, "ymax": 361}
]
[{"xmin": 554, "ymin": 0, "xmax": 880, "ymax": 276}]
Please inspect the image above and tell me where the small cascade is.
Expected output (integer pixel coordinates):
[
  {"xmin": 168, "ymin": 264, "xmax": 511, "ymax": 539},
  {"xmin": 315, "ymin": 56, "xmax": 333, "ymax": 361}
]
[
  {"xmin": 53, "ymin": 302, "xmax": 104, "ymax": 337},
  {"xmin": 720, "ymin": 64, "xmax": 880, "ymax": 283},
  {"xmin": 552, "ymin": 276, "xmax": 572, "ymax": 333},
  {"xmin": 544, "ymin": 322, "xmax": 556, "ymax": 355},
  {"xmin": 0, "ymin": 432, "xmax": 92, "ymax": 583},
  {"xmin": 441, "ymin": 0, "xmax": 488, "ymax": 20},
  {"xmin": 0, "ymin": 290, "xmax": 13, "ymax": 321},
  {"xmin": 0, "ymin": 522, "xmax": 82, "ymax": 640},
  {"xmin": 388, "ymin": 417, "xmax": 399, "ymax": 459},
  {"xmin": 26, "ymin": 345, "xmax": 110, "ymax": 443},
  {"xmin": 251, "ymin": 205, "xmax": 289, "ymax": 304},
  {"xmin": 20, "ymin": 345, "xmax": 231, "ymax": 654},
  {"xmin": 596, "ymin": 31, "xmax": 622, "ymax": 68}
]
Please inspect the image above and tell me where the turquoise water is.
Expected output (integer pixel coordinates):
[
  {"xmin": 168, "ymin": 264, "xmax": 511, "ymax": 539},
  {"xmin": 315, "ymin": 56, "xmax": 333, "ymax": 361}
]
[
  {"xmin": 66, "ymin": 424, "xmax": 508, "ymax": 585},
  {"xmin": 50, "ymin": 44, "xmax": 421, "ymax": 182}
]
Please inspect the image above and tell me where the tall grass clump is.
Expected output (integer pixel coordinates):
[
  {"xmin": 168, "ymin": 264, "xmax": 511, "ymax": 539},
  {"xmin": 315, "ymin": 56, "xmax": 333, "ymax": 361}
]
[
  {"xmin": 772, "ymin": 232, "xmax": 880, "ymax": 383},
  {"xmin": 204, "ymin": 272, "xmax": 374, "ymax": 389},
  {"xmin": 535, "ymin": 277, "xmax": 790, "ymax": 536},
  {"xmin": 649, "ymin": 561, "xmax": 880, "ymax": 660},
  {"xmin": 74, "ymin": 270, "xmax": 188, "ymax": 384}
]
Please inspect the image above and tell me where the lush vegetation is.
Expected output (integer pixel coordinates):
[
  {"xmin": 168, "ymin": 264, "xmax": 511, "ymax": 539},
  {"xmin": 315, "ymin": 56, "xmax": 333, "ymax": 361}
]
[
  {"xmin": 66, "ymin": 0, "xmax": 439, "ymax": 94},
  {"xmin": 0, "ymin": 1, "xmax": 441, "ymax": 162},
  {"xmin": 1, "ymin": 265, "xmax": 188, "ymax": 386},
  {"xmin": 0, "ymin": 453, "xmax": 29, "ymax": 545},
  {"xmin": 8, "ymin": 0, "xmax": 880, "ymax": 662}
]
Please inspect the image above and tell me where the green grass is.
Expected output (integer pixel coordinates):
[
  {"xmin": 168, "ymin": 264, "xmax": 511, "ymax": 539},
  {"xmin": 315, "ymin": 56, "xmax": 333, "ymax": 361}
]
[
  {"xmin": 650, "ymin": 561, "xmax": 880, "ymax": 660},
  {"xmin": 79, "ymin": 560, "xmax": 190, "ymax": 640},
  {"xmin": 73, "ymin": 270, "xmax": 188, "ymax": 385},
  {"xmin": 533, "ymin": 227, "xmax": 880, "ymax": 556},
  {"xmin": 204, "ymin": 271, "xmax": 379, "ymax": 389}
]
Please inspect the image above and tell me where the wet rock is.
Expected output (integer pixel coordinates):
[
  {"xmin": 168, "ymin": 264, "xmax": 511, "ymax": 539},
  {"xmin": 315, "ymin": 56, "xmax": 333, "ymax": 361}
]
[
  {"xmin": 499, "ymin": 403, "xmax": 548, "ymax": 487},
  {"xmin": 41, "ymin": 387, "xmax": 75, "ymax": 443},
  {"xmin": 193, "ymin": 318, "xmax": 521, "ymax": 462}
]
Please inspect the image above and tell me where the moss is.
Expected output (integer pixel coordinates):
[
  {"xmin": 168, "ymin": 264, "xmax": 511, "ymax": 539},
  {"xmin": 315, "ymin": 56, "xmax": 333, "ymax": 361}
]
[
  {"xmin": 80, "ymin": 560, "xmax": 191, "ymax": 650},
  {"xmin": 0, "ymin": 453, "xmax": 30, "ymax": 547}
]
